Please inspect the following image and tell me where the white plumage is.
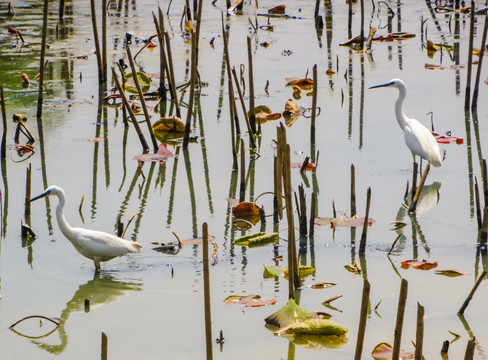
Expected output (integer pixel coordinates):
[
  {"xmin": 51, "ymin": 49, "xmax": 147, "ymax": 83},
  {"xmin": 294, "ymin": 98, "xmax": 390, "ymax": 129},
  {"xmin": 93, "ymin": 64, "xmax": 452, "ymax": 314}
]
[
  {"xmin": 30, "ymin": 185, "xmax": 142, "ymax": 271},
  {"xmin": 370, "ymin": 78, "xmax": 443, "ymax": 167}
]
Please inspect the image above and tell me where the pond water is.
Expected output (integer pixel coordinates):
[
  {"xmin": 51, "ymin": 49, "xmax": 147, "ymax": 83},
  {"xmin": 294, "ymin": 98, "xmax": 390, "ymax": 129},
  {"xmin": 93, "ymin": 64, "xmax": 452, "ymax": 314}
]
[{"xmin": 1, "ymin": 0, "xmax": 488, "ymax": 359}]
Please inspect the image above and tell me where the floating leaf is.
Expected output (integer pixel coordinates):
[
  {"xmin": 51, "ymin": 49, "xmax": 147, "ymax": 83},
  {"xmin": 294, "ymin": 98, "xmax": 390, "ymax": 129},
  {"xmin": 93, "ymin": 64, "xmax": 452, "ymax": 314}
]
[
  {"xmin": 263, "ymin": 264, "xmax": 285, "ymax": 278},
  {"xmin": 282, "ymin": 99, "xmax": 305, "ymax": 127},
  {"xmin": 331, "ymin": 215, "xmax": 375, "ymax": 228},
  {"xmin": 401, "ymin": 259, "xmax": 438, "ymax": 270},
  {"xmin": 285, "ymin": 78, "xmax": 314, "ymax": 90},
  {"xmin": 224, "ymin": 294, "xmax": 276, "ymax": 307},
  {"xmin": 310, "ymin": 282, "xmax": 337, "ymax": 289},
  {"xmin": 235, "ymin": 232, "xmax": 278, "ymax": 247},
  {"xmin": 435, "ymin": 269, "xmax": 467, "ymax": 277},
  {"xmin": 344, "ymin": 261, "xmax": 361, "ymax": 275},
  {"xmin": 133, "ymin": 144, "xmax": 176, "ymax": 163},
  {"xmin": 425, "ymin": 63, "xmax": 465, "ymax": 70},
  {"xmin": 326, "ymin": 68, "xmax": 336, "ymax": 76},
  {"xmin": 253, "ymin": 105, "xmax": 272, "ymax": 115},
  {"xmin": 153, "ymin": 116, "xmax": 186, "ymax": 133},
  {"xmin": 268, "ymin": 5, "xmax": 286, "ymax": 15},
  {"xmin": 124, "ymin": 72, "xmax": 151, "ymax": 93},
  {"xmin": 87, "ymin": 136, "xmax": 104, "ymax": 142},
  {"xmin": 184, "ymin": 20, "xmax": 195, "ymax": 33},
  {"xmin": 389, "ymin": 32, "xmax": 415, "ymax": 39},
  {"xmin": 426, "ymin": 40, "xmax": 438, "ymax": 58},
  {"xmin": 277, "ymin": 318, "xmax": 348, "ymax": 336},
  {"xmin": 371, "ymin": 342, "xmax": 414, "ymax": 359},
  {"xmin": 314, "ymin": 217, "xmax": 332, "ymax": 226},
  {"xmin": 290, "ymin": 162, "xmax": 318, "ymax": 171},
  {"xmin": 265, "ymin": 298, "xmax": 316, "ymax": 329},
  {"xmin": 285, "ymin": 265, "xmax": 315, "ymax": 279},
  {"xmin": 232, "ymin": 201, "xmax": 260, "ymax": 217},
  {"xmin": 435, "ymin": 135, "xmax": 463, "ymax": 144}
]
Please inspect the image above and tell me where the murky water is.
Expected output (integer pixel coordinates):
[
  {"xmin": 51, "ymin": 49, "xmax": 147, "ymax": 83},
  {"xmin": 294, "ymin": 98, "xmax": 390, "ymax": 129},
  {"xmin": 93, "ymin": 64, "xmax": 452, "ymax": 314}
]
[{"xmin": 1, "ymin": 0, "xmax": 488, "ymax": 358}]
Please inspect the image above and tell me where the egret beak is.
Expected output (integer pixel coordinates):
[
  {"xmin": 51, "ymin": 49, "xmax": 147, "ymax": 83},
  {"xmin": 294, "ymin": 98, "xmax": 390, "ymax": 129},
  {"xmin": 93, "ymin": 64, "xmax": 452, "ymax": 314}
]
[
  {"xmin": 29, "ymin": 190, "xmax": 50, "ymax": 203},
  {"xmin": 369, "ymin": 81, "xmax": 394, "ymax": 89}
]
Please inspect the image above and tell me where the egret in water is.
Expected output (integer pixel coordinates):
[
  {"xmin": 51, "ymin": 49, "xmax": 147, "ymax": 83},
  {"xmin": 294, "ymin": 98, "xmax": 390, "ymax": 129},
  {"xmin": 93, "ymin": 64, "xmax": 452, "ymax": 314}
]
[
  {"xmin": 30, "ymin": 185, "xmax": 143, "ymax": 272},
  {"xmin": 369, "ymin": 79, "xmax": 443, "ymax": 168}
]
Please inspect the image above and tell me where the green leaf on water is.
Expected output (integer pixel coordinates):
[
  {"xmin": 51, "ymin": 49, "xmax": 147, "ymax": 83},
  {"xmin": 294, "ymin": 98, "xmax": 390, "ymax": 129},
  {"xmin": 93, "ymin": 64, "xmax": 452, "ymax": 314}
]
[
  {"xmin": 277, "ymin": 318, "xmax": 348, "ymax": 336},
  {"xmin": 284, "ymin": 265, "xmax": 315, "ymax": 279},
  {"xmin": 124, "ymin": 72, "xmax": 151, "ymax": 93},
  {"xmin": 264, "ymin": 298, "xmax": 316, "ymax": 329},
  {"xmin": 263, "ymin": 264, "xmax": 285, "ymax": 278}
]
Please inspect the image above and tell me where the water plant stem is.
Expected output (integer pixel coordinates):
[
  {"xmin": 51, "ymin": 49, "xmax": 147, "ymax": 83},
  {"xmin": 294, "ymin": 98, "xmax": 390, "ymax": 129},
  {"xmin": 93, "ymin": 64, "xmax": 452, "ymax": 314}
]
[
  {"xmin": 464, "ymin": 1, "xmax": 475, "ymax": 110},
  {"xmin": 239, "ymin": 139, "xmax": 246, "ymax": 202},
  {"xmin": 90, "ymin": 0, "xmax": 104, "ymax": 85},
  {"xmin": 351, "ymin": 164, "xmax": 356, "ymax": 216},
  {"xmin": 202, "ymin": 222, "xmax": 213, "ymax": 360},
  {"xmin": 464, "ymin": 337, "xmax": 476, "ymax": 359},
  {"xmin": 411, "ymin": 162, "xmax": 418, "ymax": 204},
  {"xmin": 102, "ymin": 0, "xmax": 107, "ymax": 83},
  {"xmin": 0, "ymin": 88, "xmax": 6, "ymax": 159},
  {"xmin": 111, "ymin": 67, "xmax": 149, "ymax": 152},
  {"xmin": 247, "ymin": 36, "xmax": 256, "ymax": 134},
  {"xmin": 101, "ymin": 332, "xmax": 108, "ymax": 360},
  {"xmin": 392, "ymin": 278, "xmax": 408, "ymax": 360},
  {"xmin": 183, "ymin": 32, "xmax": 197, "ymax": 148},
  {"xmin": 24, "ymin": 164, "xmax": 31, "ymax": 218},
  {"xmin": 311, "ymin": 64, "xmax": 317, "ymax": 146},
  {"xmin": 36, "ymin": 0, "xmax": 49, "ymax": 119},
  {"xmin": 458, "ymin": 270, "xmax": 487, "ymax": 315},
  {"xmin": 415, "ymin": 302, "xmax": 424, "ymax": 360},
  {"xmin": 354, "ymin": 279, "xmax": 370, "ymax": 360},
  {"xmin": 126, "ymin": 46, "xmax": 159, "ymax": 152},
  {"xmin": 164, "ymin": 32, "xmax": 181, "ymax": 118},
  {"xmin": 359, "ymin": 187, "xmax": 371, "ymax": 254},
  {"xmin": 472, "ymin": 14, "xmax": 488, "ymax": 109},
  {"xmin": 231, "ymin": 67, "xmax": 255, "ymax": 148}
]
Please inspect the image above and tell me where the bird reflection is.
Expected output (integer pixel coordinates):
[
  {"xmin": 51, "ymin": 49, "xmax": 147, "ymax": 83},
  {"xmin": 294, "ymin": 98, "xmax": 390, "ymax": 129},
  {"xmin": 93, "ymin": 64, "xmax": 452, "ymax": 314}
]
[{"xmin": 31, "ymin": 273, "xmax": 142, "ymax": 354}]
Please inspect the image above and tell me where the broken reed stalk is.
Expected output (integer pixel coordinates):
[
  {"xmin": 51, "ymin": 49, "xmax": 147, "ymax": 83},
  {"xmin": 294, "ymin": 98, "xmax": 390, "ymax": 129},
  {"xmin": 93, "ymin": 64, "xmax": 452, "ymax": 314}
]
[
  {"xmin": 464, "ymin": 337, "xmax": 476, "ymax": 360},
  {"xmin": 472, "ymin": 14, "xmax": 488, "ymax": 109},
  {"xmin": 24, "ymin": 164, "xmax": 31, "ymax": 218},
  {"xmin": 111, "ymin": 67, "xmax": 149, "ymax": 151},
  {"xmin": 309, "ymin": 191, "xmax": 316, "ymax": 236},
  {"xmin": 458, "ymin": 270, "xmax": 487, "ymax": 315},
  {"xmin": 354, "ymin": 279, "xmax": 371, "ymax": 360},
  {"xmin": 464, "ymin": 1, "xmax": 475, "ymax": 110},
  {"xmin": 348, "ymin": 0, "xmax": 352, "ymax": 39},
  {"xmin": 90, "ymin": 0, "xmax": 104, "ymax": 85},
  {"xmin": 164, "ymin": 32, "xmax": 181, "ymax": 118},
  {"xmin": 59, "ymin": 0, "xmax": 65, "ymax": 19},
  {"xmin": 388, "ymin": 233, "xmax": 402, "ymax": 256},
  {"xmin": 239, "ymin": 139, "xmax": 246, "ymax": 203},
  {"xmin": 183, "ymin": 32, "xmax": 197, "ymax": 148},
  {"xmin": 359, "ymin": 187, "xmax": 371, "ymax": 254},
  {"xmin": 475, "ymin": 177, "xmax": 482, "ymax": 230},
  {"xmin": 101, "ymin": 332, "xmax": 108, "ymax": 360},
  {"xmin": 247, "ymin": 36, "xmax": 256, "ymax": 134},
  {"xmin": 415, "ymin": 302, "xmax": 425, "ymax": 360},
  {"xmin": 231, "ymin": 66, "xmax": 255, "ymax": 148},
  {"xmin": 441, "ymin": 340, "xmax": 449, "ymax": 355},
  {"xmin": 36, "ymin": 0, "xmax": 49, "ymax": 119},
  {"xmin": 411, "ymin": 162, "xmax": 418, "ymax": 204},
  {"xmin": 102, "ymin": 0, "xmax": 107, "ymax": 83},
  {"xmin": 351, "ymin": 164, "xmax": 356, "ymax": 216},
  {"xmin": 360, "ymin": 0, "xmax": 365, "ymax": 49},
  {"xmin": 126, "ymin": 46, "xmax": 158, "ymax": 152},
  {"xmin": 409, "ymin": 162, "xmax": 431, "ymax": 213},
  {"xmin": 392, "ymin": 278, "xmax": 408, "ymax": 360},
  {"xmin": 0, "ymin": 87, "xmax": 6, "ymax": 159},
  {"xmin": 202, "ymin": 222, "xmax": 213, "ymax": 360},
  {"xmin": 310, "ymin": 64, "xmax": 317, "ymax": 146},
  {"xmin": 273, "ymin": 156, "xmax": 280, "ymax": 224}
]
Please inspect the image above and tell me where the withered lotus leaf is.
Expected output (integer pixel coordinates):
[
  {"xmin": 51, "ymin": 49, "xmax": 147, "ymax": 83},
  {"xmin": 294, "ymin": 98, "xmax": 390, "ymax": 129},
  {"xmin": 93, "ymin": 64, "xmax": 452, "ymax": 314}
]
[
  {"xmin": 153, "ymin": 116, "xmax": 186, "ymax": 133},
  {"xmin": 371, "ymin": 342, "xmax": 414, "ymax": 360},
  {"xmin": 232, "ymin": 201, "xmax": 260, "ymax": 217},
  {"xmin": 133, "ymin": 144, "xmax": 176, "ymax": 163},
  {"xmin": 224, "ymin": 294, "xmax": 276, "ymax": 307},
  {"xmin": 268, "ymin": 5, "xmax": 286, "ymax": 15}
]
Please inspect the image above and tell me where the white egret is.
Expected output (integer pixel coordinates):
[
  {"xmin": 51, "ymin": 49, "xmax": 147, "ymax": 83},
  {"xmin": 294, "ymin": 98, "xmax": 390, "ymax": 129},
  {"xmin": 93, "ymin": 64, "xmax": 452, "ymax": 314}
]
[
  {"xmin": 30, "ymin": 185, "xmax": 143, "ymax": 272},
  {"xmin": 369, "ymin": 79, "xmax": 443, "ymax": 167}
]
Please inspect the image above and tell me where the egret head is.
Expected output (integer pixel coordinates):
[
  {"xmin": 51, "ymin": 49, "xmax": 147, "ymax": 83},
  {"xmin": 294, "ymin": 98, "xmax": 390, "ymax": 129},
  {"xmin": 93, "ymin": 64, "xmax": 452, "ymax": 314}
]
[
  {"xmin": 29, "ymin": 185, "xmax": 62, "ymax": 203},
  {"xmin": 369, "ymin": 78, "xmax": 406, "ymax": 90}
]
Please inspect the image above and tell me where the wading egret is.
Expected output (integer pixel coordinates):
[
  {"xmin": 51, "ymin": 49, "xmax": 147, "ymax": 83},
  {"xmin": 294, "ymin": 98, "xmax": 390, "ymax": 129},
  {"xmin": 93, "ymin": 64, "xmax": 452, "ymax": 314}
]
[
  {"xmin": 30, "ymin": 185, "xmax": 143, "ymax": 272},
  {"xmin": 369, "ymin": 79, "xmax": 443, "ymax": 167}
]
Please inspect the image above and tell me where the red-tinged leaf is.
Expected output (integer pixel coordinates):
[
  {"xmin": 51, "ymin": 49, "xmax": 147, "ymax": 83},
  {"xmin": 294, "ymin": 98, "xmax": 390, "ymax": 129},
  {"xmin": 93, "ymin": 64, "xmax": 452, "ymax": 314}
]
[
  {"xmin": 435, "ymin": 135, "xmax": 464, "ymax": 144},
  {"xmin": 484, "ymin": 77, "xmax": 488, "ymax": 86},
  {"xmin": 285, "ymin": 78, "xmax": 314, "ymax": 90},
  {"xmin": 224, "ymin": 294, "xmax": 276, "ymax": 307},
  {"xmin": 331, "ymin": 216, "xmax": 375, "ymax": 228},
  {"xmin": 87, "ymin": 137, "xmax": 104, "ymax": 143},
  {"xmin": 314, "ymin": 217, "xmax": 332, "ymax": 226},
  {"xmin": 290, "ymin": 162, "xmax": 318, "ymax": 170},
  {"xmin": 371, "ymin": 342, "xmax": 414, "ymax": 359},
  {"xmin": 133, "ymin": 144, "xmax": 176, "ymax": 163},
  {"xmin": 401, "ymin": 259, "xmax": 438, "ymax": 270},
  {"xmin": 227, "ymin": 197, "xmax": 240, "ymax": 208},
  {"xmin": 232, "ymin": 201, "xmax": 260, "ymax": 217}
]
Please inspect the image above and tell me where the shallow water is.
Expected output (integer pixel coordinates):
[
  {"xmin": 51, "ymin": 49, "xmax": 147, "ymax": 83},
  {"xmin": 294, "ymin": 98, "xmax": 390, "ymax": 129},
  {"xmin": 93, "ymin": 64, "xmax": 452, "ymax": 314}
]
[{"xmin": 1, "ymin": 0, "xmax": 488, "ymax": 358}]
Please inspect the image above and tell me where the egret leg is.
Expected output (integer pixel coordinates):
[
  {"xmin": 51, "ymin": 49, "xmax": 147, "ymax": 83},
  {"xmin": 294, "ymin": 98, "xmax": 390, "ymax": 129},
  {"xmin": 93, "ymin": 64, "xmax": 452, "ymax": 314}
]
[
  {"xmin": 93, "ymin": 259, "xmax": 101, "ymax": 272},
  {"xmin": 411, "ymin": 161, "xmax": 418, "ymax": 204},
  {"xmin": 408, "ymin": 162, "xmax": 431, "ymax": 213}
]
